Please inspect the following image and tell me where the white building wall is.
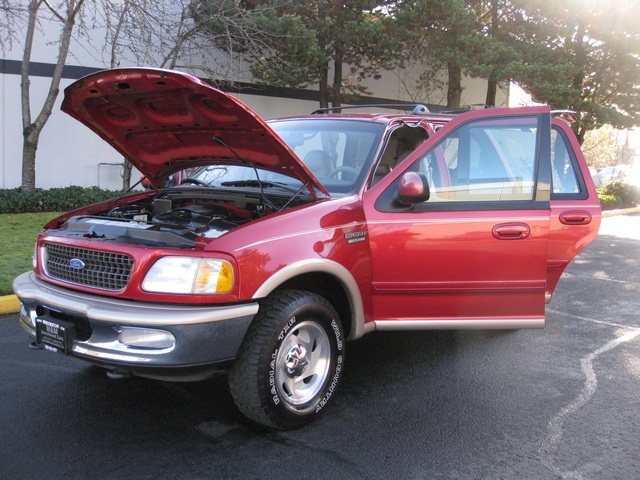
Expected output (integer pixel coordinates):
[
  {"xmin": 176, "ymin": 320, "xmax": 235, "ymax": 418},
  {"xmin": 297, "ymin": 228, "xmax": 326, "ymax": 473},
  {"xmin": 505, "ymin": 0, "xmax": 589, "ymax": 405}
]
[{"xmin": 1, "ymin": 12, "xmax": 505, "ymax": 190}]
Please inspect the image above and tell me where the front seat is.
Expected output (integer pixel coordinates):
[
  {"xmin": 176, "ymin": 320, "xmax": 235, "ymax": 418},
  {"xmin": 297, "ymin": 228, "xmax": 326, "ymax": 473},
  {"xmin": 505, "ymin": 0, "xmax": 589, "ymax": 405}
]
[{"xmin": 304, "ymin": 150, "xmax": 332, "ymax": 177}]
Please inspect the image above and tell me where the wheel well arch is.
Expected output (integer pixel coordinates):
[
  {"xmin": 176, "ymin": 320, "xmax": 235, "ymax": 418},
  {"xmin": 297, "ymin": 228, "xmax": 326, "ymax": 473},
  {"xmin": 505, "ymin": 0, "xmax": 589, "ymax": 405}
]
[
  {"xmin": 278, "ymin": 273, "xmax": 352, "ymax": 337},
  {"xmin": 251, "ymin": 259, "xmax": 366, "ymax": 340}
]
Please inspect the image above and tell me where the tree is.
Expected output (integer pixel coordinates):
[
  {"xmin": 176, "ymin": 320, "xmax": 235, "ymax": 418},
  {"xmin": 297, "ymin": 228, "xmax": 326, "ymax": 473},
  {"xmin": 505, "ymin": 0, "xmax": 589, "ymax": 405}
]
[
  {"xmin": 581, "ymin": 126, "xmax": 637, "ymax": 170},
  {"xmin": 465, "ymin": 0, "xmax": 533, "ymax": 107},
  {"xmin": 90, "ymin": 0, "xmax": 256, "ymax": 189},
  {"xmin": 18, "ymin": 0, "xmax": 86, "ymax": 191},
  {"xmin": 4, "ymin": 0, "xmax": 280, "ymax": 190},
  {"xmin": 1, "ymin": 0, "xmax": 27, "ymax": 54},
  {"xmin": 96, "ymin": 0, "xmax": 287, "ymax": 188},
  {"xmin": 206, "ymin": 0, "xmax": 402, "ymax": 108},
  {"xmin": 515, "ymin": 0, "xmax": 640, "ymax": 143},
  {"xmin": 394, "ymin": 0, "xmax": 486, "ymax": 109}
]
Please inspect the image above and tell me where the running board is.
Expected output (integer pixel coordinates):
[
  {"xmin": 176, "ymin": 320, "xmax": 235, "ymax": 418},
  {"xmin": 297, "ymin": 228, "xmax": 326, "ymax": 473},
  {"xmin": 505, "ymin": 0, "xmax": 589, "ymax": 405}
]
[{"xmin": 373, "ymin": 318, "xmax": 545, "ymax": 331}]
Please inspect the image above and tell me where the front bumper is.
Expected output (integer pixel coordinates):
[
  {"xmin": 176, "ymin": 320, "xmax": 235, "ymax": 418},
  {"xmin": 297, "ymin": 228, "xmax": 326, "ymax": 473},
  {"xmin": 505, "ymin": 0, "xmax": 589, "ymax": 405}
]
[{"xmin": 13, "ymin": 271, "xmax": 258, "ymax": 380}]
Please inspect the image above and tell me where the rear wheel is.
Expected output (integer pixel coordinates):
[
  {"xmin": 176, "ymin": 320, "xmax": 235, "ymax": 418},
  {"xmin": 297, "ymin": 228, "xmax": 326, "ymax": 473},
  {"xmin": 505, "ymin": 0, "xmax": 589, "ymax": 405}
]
[{"xmin": 228, "ymin": 290, "xmax": 345, "ymax": 429}]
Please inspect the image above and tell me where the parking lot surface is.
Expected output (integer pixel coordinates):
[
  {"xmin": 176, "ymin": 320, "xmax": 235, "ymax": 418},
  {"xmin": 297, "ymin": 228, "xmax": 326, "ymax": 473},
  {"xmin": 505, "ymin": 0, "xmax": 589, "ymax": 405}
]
[{"xmin": 1, "ymin": 214, "xmax": 638, "ymax": 479}]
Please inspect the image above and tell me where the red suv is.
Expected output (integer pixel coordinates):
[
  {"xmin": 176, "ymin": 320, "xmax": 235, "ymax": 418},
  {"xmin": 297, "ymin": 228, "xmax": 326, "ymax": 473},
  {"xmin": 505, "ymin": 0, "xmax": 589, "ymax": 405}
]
[{"xmin": 14, "ymin": 68, "xmax": 601, "ymax": 429}]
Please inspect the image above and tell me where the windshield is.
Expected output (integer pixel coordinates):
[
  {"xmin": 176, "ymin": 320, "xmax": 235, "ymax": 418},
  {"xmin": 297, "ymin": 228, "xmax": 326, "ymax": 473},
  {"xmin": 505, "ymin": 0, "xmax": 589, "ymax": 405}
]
[{"xmin": 185, "ymin": 118, "xmax": 385, "ymax": 196}]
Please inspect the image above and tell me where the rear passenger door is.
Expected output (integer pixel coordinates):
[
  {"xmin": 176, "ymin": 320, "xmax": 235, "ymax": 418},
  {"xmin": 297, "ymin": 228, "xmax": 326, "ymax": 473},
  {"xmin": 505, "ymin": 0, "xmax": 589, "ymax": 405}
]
[
  {"xmin": 546, "ymin": 119, "xmax": 601, "ymax": 298},
  {"xmin": 364, "ymin": 108, "xmax": 552, "ymax": 329}
]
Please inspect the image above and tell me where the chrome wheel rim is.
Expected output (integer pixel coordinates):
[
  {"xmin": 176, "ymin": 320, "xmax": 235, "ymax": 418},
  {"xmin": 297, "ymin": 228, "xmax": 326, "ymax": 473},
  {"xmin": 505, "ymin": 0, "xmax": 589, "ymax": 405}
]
[{"xmin": 275, "ymin": 320, "xmax": 331, "ymax": 407}]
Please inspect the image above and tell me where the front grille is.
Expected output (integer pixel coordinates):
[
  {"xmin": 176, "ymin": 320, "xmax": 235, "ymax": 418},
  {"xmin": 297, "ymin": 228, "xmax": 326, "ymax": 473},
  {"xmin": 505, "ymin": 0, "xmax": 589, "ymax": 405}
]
[{"xmin": 43, "ymin": 243, "xmax": 133, "ymax": 291}]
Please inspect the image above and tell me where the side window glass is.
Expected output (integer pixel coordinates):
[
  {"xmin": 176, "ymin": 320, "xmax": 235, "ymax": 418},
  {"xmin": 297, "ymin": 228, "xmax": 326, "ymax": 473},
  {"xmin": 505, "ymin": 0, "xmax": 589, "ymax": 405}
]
[
  {"xmin": 413, "ymin": 116, "xmax": 539, "ymax": 203},
  {"xmin": 551, "ymin": 127, "xmax": 582, "ymax": 196}
]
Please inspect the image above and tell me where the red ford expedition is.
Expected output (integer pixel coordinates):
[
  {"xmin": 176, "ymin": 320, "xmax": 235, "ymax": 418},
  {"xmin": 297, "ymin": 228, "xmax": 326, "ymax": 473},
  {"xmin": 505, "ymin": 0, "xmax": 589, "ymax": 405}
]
[{"xmin": 14, "ymin": 68, "xmax": 601, "ymax": 429}]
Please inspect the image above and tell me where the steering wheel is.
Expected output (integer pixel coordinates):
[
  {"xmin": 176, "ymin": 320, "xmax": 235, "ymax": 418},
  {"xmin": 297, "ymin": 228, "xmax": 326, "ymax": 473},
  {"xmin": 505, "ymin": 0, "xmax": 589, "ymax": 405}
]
[
  {"xmin": 180, "ymin": 178, "xmax": 210, "ymax": 187},
  {"xmin": 329, "ymin": 166, "xmax": 359, "ymax": 180}
]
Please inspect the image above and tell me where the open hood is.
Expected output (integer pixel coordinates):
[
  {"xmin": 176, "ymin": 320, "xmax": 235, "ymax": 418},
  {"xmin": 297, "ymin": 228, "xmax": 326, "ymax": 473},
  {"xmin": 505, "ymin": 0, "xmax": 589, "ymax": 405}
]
[{"xmin": 62, "ymin": 68, "xmax": 328, "ymax": 195}]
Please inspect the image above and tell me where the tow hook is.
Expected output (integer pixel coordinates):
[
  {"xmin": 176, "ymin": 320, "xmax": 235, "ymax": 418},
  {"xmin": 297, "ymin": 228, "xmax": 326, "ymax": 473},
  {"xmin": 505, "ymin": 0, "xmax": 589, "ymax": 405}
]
[{"xmin": 106, "ymin": 369, "xmax": 132, "ymax": 380}]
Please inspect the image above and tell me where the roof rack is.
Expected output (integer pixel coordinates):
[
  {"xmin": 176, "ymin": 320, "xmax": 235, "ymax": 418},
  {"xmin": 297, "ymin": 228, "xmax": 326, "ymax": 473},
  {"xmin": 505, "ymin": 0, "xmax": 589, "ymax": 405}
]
[
  {"xmin": 311, "ymin": 104, "xmax": 430, "ymax": 115},
  {"xmin": 438, "ymin": 104, "xmax": 494, "ymax": 114}
]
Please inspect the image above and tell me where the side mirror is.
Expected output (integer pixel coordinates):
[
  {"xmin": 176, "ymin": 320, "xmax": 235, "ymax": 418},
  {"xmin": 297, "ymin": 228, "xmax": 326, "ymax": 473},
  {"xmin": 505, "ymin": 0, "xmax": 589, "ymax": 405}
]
[{"xmin": 396, "ymin": 171, "xmax": 430, "ymax": 206}]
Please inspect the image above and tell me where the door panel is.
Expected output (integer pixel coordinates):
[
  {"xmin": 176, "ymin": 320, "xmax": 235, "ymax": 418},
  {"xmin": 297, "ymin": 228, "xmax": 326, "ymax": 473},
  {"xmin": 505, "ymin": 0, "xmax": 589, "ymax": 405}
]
[
  {"xmin": 364, "ymin": 109, "xmax": 552, "ymax": 326},
  {"xmin": 547, "ymin": 122, "xmax": 602, "ymax": 297}
]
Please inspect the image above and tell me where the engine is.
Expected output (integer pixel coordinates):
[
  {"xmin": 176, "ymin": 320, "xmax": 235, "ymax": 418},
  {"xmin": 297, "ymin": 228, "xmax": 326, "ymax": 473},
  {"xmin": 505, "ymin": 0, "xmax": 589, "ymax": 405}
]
[
  {"xmin": 47, "ymin": 194, "xmax": 253, "ymax": 247},
  {"xmin": 151, "ymin": 204, "xmax": 238, "ymax": 233}
]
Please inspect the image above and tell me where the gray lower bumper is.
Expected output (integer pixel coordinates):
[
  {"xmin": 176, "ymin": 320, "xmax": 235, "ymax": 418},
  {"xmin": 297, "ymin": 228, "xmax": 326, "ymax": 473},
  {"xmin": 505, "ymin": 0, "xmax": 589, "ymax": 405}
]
[{"xmin": 13, "ymin": 271, "xmax": 258, "ymax": 380}]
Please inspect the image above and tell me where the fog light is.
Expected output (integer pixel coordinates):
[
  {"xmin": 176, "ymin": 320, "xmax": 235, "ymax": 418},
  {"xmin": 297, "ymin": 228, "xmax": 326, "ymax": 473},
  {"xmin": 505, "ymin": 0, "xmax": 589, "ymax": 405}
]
[{"xmin": 117, "ymin": 327, "xmax": 175, "ymax": 349}]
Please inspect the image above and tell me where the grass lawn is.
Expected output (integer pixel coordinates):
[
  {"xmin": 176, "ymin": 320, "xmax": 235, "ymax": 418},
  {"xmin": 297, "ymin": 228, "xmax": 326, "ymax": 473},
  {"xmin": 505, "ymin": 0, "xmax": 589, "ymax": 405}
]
[{"xmin": 0, "ymin": 212, "xmax": 62, "ymax": 296}]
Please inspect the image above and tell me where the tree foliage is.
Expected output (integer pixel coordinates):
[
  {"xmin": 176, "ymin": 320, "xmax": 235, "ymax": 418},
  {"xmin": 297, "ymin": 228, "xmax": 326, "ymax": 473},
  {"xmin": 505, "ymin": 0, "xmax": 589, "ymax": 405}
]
[
  {"xmin": 513, "ymin": 0, "xmax": 640, "ymax": 143},
  {"xmin": 202, "ymin": 0, "xmax": 402, "ymax": 108},
  {"xmin": 581, "ymin": 125, "xmax": 637, "ymax": 169},
  {"xmin": 393, "ymin": 0, "xmax": 483, "ymax": 108},
  {"xmin": 394, "ymin": 0, "xmax": 640, "ymax": 136}
]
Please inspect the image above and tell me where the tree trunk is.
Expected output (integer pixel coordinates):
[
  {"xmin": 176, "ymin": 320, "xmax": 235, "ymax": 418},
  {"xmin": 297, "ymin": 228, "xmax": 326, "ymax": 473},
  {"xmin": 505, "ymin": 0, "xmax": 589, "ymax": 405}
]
[
  {"xmin": 20, "ymin": 0, "xmax": 86, "ymax": 191},
  {"xmin": 331, "ymin": 57, "xmax": 343, "ymax": 109},
  {"xmin": 319, "ymin": 63, "xmax": 329, "ymax": 108},
  {"xmin": 485, "ymin": 0, "xmax": 499, "ymax": 107},
  {"xmin": 576, "ymin": 126, "xmax": 586, "ymax": 146},
  {"xmin": 485, "ymin": 71, "xmax": 498, "ymax": 106},
  {"xmin": 571, "ymin": 21, "xmax": 586, "ymax": 145},
  {"xmin": 20, "ymin": 0, "xmax": 40, "ymax": 191},
  {"xmin": 122, "ymin": 161, "xmax": 132, "ymax": 190},
  {"xmin": 22, "ymin": 130, "xmax": 38, "ymax": 191},
  {"xmin": 447, "ymin": 60, "xmax": 462, "ymax": 109}
]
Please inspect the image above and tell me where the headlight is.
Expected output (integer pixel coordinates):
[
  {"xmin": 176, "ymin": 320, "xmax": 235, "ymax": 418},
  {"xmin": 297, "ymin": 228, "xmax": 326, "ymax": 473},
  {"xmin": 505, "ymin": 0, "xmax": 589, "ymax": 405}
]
[
  {"xmin": 32, "ymin": 242, "xmax": 38, "ymax": 269},
  {"xmin": 142, "ymin": 256, "xmax": 234, "ymax": 294}
]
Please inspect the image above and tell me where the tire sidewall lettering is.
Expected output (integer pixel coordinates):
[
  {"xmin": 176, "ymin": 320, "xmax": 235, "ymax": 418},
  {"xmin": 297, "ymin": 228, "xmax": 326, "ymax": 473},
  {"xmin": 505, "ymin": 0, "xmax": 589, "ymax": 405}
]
[
  {"xmin": 270, "ymin": 315, "xmax": 299, "ymax": 406},
  {"xmin": 331, "ymin": 318, "xmax": 343, "ymax": 350},
  {"xmin": 269, "ymin": 348, "xmax": 279, "ymax": 405},
  {"xmin": 277, "ymin": 316, "xmax": 297, "ymax": 341},
  {"xmin": 315, "ymin": 354, "xmax": 342, "ymax": 414}
]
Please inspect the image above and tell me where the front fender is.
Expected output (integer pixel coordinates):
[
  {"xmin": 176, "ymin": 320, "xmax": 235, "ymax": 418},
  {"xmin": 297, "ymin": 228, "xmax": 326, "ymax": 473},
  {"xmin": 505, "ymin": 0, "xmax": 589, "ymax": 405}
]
[{"xmin": 252, "ymin": 258, "xmax": 369, "ymax": 340}]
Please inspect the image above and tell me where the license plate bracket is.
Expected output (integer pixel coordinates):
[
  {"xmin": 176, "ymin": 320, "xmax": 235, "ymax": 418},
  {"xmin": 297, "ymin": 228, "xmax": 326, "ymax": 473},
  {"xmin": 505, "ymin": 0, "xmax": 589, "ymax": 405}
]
[{"xmin": 36, "ymin": 316, "xmax": 76, "ymax": 355}]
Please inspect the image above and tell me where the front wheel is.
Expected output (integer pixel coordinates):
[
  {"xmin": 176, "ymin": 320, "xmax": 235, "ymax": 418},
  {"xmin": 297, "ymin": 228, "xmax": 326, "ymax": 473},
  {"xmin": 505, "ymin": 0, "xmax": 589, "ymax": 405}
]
[{"xmin": 228, "ymin": 290, "xmax": 345, "ymax": 429}]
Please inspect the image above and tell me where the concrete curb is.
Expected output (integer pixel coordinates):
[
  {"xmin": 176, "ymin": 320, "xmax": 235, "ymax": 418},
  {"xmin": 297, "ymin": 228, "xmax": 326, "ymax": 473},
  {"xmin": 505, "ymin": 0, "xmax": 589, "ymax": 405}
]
[
  {"xmin": 601, "ymin": 205, "xmax": 640, "ymax": 217},
  {"xmin": 0, "ymin": 295, "xmax": 21, "ymax": 315},
  {"xmin": 1, "ymin": 205, "xmax": 638, "ymax": 316}
]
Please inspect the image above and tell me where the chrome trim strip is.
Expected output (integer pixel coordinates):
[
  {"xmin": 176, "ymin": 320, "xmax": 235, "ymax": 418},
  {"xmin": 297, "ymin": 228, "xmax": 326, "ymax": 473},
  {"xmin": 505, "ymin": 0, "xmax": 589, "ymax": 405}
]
[
  {"xmin": 13, "ymin": 271, "xmax": 258, "ymax": 326},
  {"xmin": 373, "ymin": 318, "xmax": 545, "ymax": 330},
  {"xmin": 72, "ymin": 343, "xmax": 166, "ymax": 363},
  {"xmin": 252, "ymin": 258, "xmax": 366, "ymax": 340}
]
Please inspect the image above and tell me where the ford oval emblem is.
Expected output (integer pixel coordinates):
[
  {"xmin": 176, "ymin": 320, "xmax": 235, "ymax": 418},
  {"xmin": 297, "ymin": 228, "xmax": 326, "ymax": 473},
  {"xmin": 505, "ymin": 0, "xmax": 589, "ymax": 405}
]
[{"xmin": 69, "ymin": 258, "xmax": 85, "ymax": 270}]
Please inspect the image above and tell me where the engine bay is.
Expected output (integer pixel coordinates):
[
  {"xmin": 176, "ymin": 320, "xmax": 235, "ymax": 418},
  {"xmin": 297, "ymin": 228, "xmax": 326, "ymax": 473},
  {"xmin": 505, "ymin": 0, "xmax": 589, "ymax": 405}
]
[{"xmin": 46, "ymin": 186, "xmax": 313, "ymax": 248}]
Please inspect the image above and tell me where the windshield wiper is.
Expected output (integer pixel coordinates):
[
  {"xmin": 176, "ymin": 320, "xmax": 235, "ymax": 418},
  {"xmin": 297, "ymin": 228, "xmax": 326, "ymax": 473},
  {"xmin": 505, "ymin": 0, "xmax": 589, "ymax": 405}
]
[
  {"xmin": 221, "ymin": 180, "xmax": 274, "ymax": 188},
  {"xmin": 221, "ymin": 180, "xmax": 303, "ymax": 194}
]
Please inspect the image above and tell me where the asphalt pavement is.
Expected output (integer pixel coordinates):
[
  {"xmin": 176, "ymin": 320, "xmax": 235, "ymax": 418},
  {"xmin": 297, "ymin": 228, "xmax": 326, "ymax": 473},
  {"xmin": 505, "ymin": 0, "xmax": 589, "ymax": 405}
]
[{"xmin": 1, "ymin": 213, "xmax": 639, "ymax": 479}]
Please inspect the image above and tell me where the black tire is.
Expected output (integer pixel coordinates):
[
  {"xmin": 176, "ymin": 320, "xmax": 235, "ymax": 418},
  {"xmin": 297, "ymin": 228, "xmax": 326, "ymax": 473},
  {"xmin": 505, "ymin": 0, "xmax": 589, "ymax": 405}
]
[{"xmin": 228, "ymin": 289, "xmax": 345, "ymax": 429}]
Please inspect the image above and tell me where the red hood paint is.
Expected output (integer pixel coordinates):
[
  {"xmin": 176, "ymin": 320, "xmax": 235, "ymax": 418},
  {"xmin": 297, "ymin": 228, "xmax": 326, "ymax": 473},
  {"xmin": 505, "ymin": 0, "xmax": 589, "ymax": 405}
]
[{"xmin": 61, "ymin": 68, "xmax": 328, "ymax": 195}]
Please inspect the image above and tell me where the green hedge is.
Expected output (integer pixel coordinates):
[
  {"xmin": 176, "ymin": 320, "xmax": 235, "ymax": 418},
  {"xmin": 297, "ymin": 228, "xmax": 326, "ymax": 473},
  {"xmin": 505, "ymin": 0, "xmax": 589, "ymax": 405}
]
[
  {"xmin": 0, "ymin": 186, "xmax": 124, "ymax": 214},
  {"xmin": 597, "ymin": 181, "xmax": 640, "ymax": 211}
]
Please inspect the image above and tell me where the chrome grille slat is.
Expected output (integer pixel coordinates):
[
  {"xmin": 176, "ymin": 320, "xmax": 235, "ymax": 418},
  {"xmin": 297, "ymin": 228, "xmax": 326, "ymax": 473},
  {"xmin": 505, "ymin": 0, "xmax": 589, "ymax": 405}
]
[{"xmin": 43, "ymin": 243, "xmax": 133, "ymax": 291}]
